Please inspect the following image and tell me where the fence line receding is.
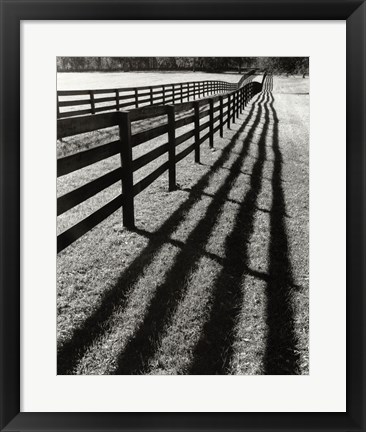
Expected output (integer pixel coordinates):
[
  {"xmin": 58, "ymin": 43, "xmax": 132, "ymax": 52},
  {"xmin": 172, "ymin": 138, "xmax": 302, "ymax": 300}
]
[{"xmin": 57, "ymin": 72, "xmax": 266, "ymax": 253}]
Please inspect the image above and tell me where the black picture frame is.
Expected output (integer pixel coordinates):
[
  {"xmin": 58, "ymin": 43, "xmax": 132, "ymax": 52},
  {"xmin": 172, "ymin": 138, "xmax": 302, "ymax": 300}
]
[{"xmin": 1, "ymin": 1, "xmax": 365, "ymax": 431}]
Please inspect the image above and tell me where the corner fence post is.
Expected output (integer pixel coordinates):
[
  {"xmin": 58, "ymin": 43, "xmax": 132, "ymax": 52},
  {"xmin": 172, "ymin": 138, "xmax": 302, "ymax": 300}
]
[
  {"xmin": 167, "ymin": 105, "xmax": 176, "ymax": 191},
  {"xmin": 219, "ymin": 96, "xmax": 224, "ymax": 137},
  {"xmin": 228, "ymin": 94, "xmax": 231, "ymax": 129},
  {"xmin": 194, "ymin": 101, "xmax": 200, "ymax": 163},
  {"xmin": 119, "ymin": 111, "xmax": 135, "ymax": 229},
  {"xmin": 90, "ymin": 90, "xmax": 95, "ymax": 114},
  {"xmin": 134, "ymin": 88, "xmax": 139, "ymax": 108},
  {"xmin": 209, "ymin": 98, "xmax": 214, "ymax": 148}
]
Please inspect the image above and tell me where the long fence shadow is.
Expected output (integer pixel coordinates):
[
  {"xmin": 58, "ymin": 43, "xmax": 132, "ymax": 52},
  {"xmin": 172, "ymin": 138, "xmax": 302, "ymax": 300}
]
[
  {"xmin": 188, "ymin": 79, "xmax": 271, "ymax": 374},
  {"xmin": 263, "ymin": 79, "xmax": 300, "ymax": 374},
  {"xmin": 57, "ymin": 88, "xmax": 264, "ymax": 374},
  {"xmin": 112, "ymin": 91, "xmax": 268, "ymax": 374}
]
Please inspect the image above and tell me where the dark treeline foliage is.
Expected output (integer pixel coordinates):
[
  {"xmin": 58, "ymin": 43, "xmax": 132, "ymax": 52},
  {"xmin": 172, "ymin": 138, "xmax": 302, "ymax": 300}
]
[{"xmin": 57, "ymin": 57, "xmax": 309, "ymax": 75}]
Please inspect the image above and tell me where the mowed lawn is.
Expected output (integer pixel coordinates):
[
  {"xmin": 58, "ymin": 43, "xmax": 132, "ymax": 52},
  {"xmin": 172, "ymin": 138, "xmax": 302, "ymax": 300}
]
[{"xmin": 57, "ymin": 75, "xmax": 309, "ymax": 375}]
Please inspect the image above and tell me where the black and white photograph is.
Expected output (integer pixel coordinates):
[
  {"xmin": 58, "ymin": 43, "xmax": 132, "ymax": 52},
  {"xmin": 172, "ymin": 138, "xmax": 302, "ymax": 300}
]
[{"xmin": 56, "ymin": 56, "xmax": 309, "ymax": 375}]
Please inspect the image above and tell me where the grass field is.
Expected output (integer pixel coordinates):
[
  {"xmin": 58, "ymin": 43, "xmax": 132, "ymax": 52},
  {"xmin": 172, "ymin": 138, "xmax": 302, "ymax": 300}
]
[
  {"xmin": 57, "ymin": 74, "xmax": 309, "ymax": 375},
  {"xmin": 57, "ymin": 71, "xmax": 247, "ymax": 90}
]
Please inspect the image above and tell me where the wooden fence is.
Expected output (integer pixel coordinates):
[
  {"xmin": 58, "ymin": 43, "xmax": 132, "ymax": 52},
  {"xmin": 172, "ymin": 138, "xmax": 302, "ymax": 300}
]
[
  {"xmin": 57, "ymin": 70, "xmax": 258, "ymax": 119},
  {"xmin": 57, "ymin": 80, "xmax": 238, "ymax": 119},
  {"xmin": 57, "ymin": 76, "xmax": 265, "ymax": 253}
]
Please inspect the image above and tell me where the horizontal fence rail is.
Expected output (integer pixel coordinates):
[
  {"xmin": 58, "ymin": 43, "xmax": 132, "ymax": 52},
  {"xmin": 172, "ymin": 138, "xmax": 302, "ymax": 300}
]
[
  {"xmin": 57, "ymin": 73, "xmax": 266, "ymax": 253},
  {"xmin": 57, "ymin": 70, "xmax": 259, "ymax": 119}
]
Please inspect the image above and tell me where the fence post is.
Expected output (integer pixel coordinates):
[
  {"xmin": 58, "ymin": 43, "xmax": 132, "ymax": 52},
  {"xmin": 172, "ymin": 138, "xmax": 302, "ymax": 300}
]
[
  {"xmin": 187, "ymin": 83, "xmax": 190, "ymax": 102},
  {"xmin": 167, "ymin": 105, "xmax": 176, "ymax": 191},
  {"xmin": 150, "ymin": 87, "xmax": 153, "ymax": 106},
  {"xmin": 162, "ymin": 86, "xmax": 166, "ymax": 105},
  {"xmin": 219, "ymin": 96, "xmax": 223, "ymax": 138},
  {"xmin": 116, "ymin": 90, "xmax": 120, "ymax": 111},
  {"xmin": 209, "ymin": 98, "xmax": 214, "ymax": 148},
  {"xmin": 236, "ymin": 91, "xmax": 240, "ymax": 118},
  {"xmin": 180, "ymin": 83, "xmax": 183, "ymax": 103},
  {"xmin": 57, "ymin": 94, "xmax": 60, "ymax": 119},
  {"xmin": 90, "ymin": 90, "xmax": 95, "ymax": 114},
  {"xmin": 119, "ymin": 111, "xmax": 135, "ymax": 229},
  {"xmin": 135, "ymin": 88, "xmax": 139, "ymax": 108},
  {"xmin": 203, "ymin": 82, "xmax": 206, "ymax": 98},
  {"xmin": 172, "ymin": 85, "xmax": 176, "ymax": 104},
  {"xmin": 232, "ymin": 92, "xmax": 236, "ymax": 124},
  {"xmin": 227, "ymin": 94, "xmax": 231, "ymax": 129},
  {"xmin": 194, "ymin": 101, "xmax": 200, "ymax": 163},
  {"xmin": 231, "ymin": 93, "xmax": 236, "ymax": 124}
]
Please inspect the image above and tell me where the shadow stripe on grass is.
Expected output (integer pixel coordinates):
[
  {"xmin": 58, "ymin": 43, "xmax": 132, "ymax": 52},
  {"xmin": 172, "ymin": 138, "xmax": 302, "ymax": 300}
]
[
  {"xmin": 263, "ymin": 76, "xmax": 301, "ymax": 374},
  {"xmin": 188, "ymin": 82, "xmax": 271, "ymax": 375}
]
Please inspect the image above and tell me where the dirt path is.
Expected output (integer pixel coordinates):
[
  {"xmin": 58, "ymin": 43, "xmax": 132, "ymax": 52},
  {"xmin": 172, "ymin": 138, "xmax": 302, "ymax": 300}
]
[{"xmin": 57, "ymin": 75, "xmax": 309, "ymax": 375}]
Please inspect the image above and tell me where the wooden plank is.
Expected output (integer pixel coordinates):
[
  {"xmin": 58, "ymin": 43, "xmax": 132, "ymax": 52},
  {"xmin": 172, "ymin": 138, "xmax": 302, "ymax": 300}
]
[
  {"xmin": 94, "ymin": 96, "xmax": 119, "ymax": 104},
  {"xmin": 59, "ymin": 99, "xmax": 92, "ymax": 107},
  {"xmin": 57, "ymin": 112, "xmax": 119, "ymax": 138},
  {"xmin": 133, "ymin": 161, "xmax": 169, "ymax": 197},
  {"xmin": 175, "ymin": 101, "xmax": 195, "ymax": 114},
  {"xmin": 175, "ymin": 129, "xmax": 195, "ymax": 147},
  {"xmin": 131, "ymin": 124, "xmax": 168, "ymax": 147},
  {"xmin": 199, "ymin": 131, "xmax": 210, "ymax": 146},
  {"xmin": 132, "ymin": 143, "xmax": 169, "ymax": 172},
  {"xmin": 57, "ymin": 194, "xmax": 123, "ymax": 253},
  {"xmin": 58, "ymin": 108, "xmax": 93, "ymax": 119},
  {"xmin": 213, "ymin": 123, "xmax": 221, "ymax": 134},
  {"xmin": 94, "ymin": 105, "xmax": 118, "ymax": 113},
  {"xmin": 129, "ymin": 105, "xmax": 167, "ymax": 121},
  {"xmin": 175, "ymin": 142, "xmax": 195, "ymax": 163},
  {"xmin": 57, "ymin": 140, "xmax": 120, "ymax": 177},
  {"xmin": 199, "ymin": 119, "xmax": 210, "ymax": 132},
  {"xmin": 175, "ymin": 114, "xmax": 195, "ymax": 129},
  {"xmin": 58, "ymin": 90, "xmax": 91, "ymax": 96},
  {"xmin": 57, "ymin": 167, "xmax": 122, "ymax": 215}
]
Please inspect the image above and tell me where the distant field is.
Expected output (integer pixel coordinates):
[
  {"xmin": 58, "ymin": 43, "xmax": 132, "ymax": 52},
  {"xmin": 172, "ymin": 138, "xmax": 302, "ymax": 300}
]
[{"xmin": 57, "ymin": 71, "xmax": 246, "ymax": 91}]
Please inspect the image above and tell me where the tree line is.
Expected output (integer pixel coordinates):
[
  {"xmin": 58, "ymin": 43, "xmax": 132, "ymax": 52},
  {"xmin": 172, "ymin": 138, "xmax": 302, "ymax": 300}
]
[{"xmin": 57, "ymin": 57, "xmax": 309, "ymax": 75}]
